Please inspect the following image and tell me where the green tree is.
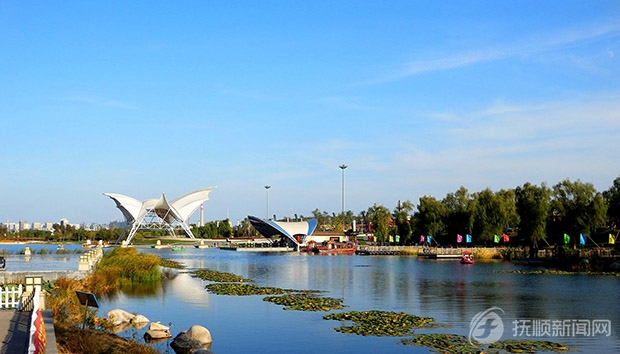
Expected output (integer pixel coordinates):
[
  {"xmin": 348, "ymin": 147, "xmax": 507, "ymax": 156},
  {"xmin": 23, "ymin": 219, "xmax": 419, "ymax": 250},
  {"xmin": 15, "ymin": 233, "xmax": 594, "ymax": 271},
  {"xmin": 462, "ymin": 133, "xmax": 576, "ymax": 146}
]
[
  {"xmin": 393, "ymin": 200, "xmax": 414, "ymax": 244},
  {"xmin": 515, "ymin": 182, "xmax": 550, "ymax": 249},
  {"xmin": 443, "ymin": 186, "xmax": 474, "ymax": 245},
  {"xmin": 366, "ymin": 204, "xmax": 391, "ymax": 244},
  {"xmin": 311, "ymin": 209, "xmax": 332, "ymax": 231},
  {"xmin": 603, "ymin": 176, "xmax": 620, "ymax": 230},
  {"xmin": 413, "ymin": 196, "xmax": 446, "ymax": 243},
  {"xmin": 471, "ymin": 188, "xmax": 516, "ymax": 245},
  {"xmin": 550, "ymin": 179, "xmax": 607, "ymax": 245}
]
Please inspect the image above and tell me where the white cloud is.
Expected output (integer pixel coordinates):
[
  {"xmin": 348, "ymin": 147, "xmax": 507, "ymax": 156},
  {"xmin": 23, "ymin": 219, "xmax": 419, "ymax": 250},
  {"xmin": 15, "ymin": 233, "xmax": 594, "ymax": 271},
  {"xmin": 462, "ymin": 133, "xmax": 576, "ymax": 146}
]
[{"xmin": 379, "ymin": 22, "xmax": 620, "ymax": 82}]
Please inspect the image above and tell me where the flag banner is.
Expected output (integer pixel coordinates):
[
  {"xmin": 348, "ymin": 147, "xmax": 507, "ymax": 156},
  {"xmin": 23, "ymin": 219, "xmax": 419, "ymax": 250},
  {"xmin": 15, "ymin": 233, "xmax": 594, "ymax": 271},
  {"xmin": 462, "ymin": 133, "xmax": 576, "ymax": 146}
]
[
  {"xmin": 564, "ymin": 233, "xmax": 570, "ymax": 244},
  {"xmin": 580, "ymin": 233, "xmax": 586, "ymax": 245},
  {"xmin": 427, "ymin": 236, "xmax": 432, "ymax": 243},
  {"xmin": 420, "ymin": 235, "xmax": 425, "ymax": 243},
  {"xmin": 494, "ymin": 235, "xmax": 500, "ymax": 243},
  {"xmin": 395, "ymin": 235, "xmax": 400, "ymax": 243},
  {"xmin": 609, "ymin": 234, "xmax": 615, "ymax": 245},
  {"xmin": 389, "ymin": 235, "xmax": 394, "ymax": 243},
  {"xmin": 466, "ymin": 234, "xmax": 472, "ymax": 243},
  {"xmin": 502, "ymin": 233, "xmax": 510, "ymax": 242},
  {"xmin": 457, "ymin": 234, "xmax": 463, "ymax": 243}
]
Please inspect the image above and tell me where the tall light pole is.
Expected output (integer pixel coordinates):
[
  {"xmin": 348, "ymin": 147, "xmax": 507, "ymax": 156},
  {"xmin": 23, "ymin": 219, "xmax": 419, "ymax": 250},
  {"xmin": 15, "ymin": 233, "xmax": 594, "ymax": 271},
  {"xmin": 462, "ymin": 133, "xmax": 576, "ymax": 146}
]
[
  {"xmin": 339, "ymin": 164, "xmax": 347, "ymax": 218},
  {"xmin": 264, "ymin": 185, "xmax": 271, "ymax": 220}
]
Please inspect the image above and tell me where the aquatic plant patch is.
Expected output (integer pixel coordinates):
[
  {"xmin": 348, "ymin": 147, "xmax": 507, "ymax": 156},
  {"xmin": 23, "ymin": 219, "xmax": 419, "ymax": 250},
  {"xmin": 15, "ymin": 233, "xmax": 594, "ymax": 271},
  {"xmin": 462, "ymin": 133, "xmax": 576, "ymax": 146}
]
[
  {"xmin": 159, "ymin": 258, "xmax": 184, "ymax": 269},
  {"xmin": 400, "ymin": 333, "xmax": 478, "ymax": 353},
  {"xmin": 205, "ymin": 283, "xmax": 289, "ymax": 296},
  {"xmin": 400, "ymin": 334, "xmax": 570, "ymax": 353},
  {"xmin": 324, "ymin": 310, "xmax": 436, "ymax": 336},
  {"xmin": 191, "ymin": 269, "xmax": 252, "ymax": 283},
  {"xmin": 263, "ymin": 292, "xmax": 343, "ymax": 311},
  {"xmin": 488, "ymin": 339, "xmax": 570, "ymax": 353}
]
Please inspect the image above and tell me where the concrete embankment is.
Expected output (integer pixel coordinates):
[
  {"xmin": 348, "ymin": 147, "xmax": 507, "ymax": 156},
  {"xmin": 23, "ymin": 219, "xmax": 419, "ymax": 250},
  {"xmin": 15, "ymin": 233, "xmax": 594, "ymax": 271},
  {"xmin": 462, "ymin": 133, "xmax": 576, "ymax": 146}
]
[{"xmin": 0, "ymin": 270, "xmax": 87, "ymax": 283}]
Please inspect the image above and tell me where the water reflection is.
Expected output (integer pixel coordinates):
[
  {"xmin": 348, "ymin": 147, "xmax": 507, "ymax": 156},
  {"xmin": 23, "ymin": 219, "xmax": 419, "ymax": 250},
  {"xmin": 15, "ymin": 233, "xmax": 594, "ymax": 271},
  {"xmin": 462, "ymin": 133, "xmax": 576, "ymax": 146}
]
[{"xmin": 6, "ymin": 244, "xmax": 618, "ymax": 353}]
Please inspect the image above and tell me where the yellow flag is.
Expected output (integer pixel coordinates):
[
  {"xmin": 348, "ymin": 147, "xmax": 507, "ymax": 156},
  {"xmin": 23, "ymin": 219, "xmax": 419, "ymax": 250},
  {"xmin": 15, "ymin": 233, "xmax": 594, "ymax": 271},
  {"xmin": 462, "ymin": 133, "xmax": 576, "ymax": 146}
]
[{"xmin": 610, "ymin": 234, "xmax": 616, "ymax": 245}]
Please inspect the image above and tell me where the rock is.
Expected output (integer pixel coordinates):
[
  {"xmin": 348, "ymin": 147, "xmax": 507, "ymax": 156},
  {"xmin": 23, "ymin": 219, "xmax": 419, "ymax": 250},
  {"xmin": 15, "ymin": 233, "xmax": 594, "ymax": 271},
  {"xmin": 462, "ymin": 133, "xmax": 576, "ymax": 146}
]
[
  {"xmin": 170, "ymin": 331, "xmax": 202, "ymax": 354},
  {"xmin": 144, "ymin": 329, "xmax": 172, "ymax": 340},
  {"xmin": 149, "ymin": 321, "xmax": 170, "ymax": 332},
  {"xmin": 107, "ymin": 309, "xmax": 134, "ymax": 325},
  {"xmin": 186, "ymin": 324, "xmax": 212, "ymax": 344},
  {"xmin": 131, "ymin": 314, "xmax": 149, "ymax": 324}
]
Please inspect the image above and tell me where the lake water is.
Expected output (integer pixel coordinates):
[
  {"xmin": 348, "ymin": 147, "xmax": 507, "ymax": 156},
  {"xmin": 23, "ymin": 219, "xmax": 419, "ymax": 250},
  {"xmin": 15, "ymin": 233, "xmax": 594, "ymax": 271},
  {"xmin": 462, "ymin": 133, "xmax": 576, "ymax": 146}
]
[{"xmin": 2, "ymin": 244, "xmax": 618, "ymax": 353}]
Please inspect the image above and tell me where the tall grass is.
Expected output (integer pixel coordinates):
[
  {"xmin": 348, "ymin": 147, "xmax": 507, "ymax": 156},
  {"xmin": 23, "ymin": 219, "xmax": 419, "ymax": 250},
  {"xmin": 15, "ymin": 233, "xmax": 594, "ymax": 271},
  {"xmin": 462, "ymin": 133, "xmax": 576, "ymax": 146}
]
[
  {"xmin": 47, "ymin": 247, "xmax": 165, "ymax": 354},
  {"xmin": 95, "ymin": 247, "xmax": 162, "ymax": 285}
]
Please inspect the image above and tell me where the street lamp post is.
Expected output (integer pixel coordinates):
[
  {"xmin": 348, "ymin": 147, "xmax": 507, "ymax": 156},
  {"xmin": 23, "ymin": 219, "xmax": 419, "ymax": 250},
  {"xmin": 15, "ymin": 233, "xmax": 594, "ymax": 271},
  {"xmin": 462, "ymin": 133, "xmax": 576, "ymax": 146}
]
[
  {"xmin": 264, "ymin": 185, "xmax": 271, "ymax": 220},
  {"xmin": 339, "ymin": 165, "xmax": 347, "ymax": 230}
]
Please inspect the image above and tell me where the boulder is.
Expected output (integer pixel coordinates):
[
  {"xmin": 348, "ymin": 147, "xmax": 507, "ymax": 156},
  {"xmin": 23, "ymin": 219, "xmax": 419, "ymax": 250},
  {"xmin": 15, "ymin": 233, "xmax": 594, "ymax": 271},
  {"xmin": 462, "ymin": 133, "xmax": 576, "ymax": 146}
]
[
  {"xmin": 186, "ymin": 324, "xmax": 212, "ymax": 344},
  {"xmin": 149, "ymin": 321, "xmax": 170, "ymax": 332},
  {"xmin": 145, "ymin": 321, "xmax": 171, "ymax": 340},
  {"xmin": 170, "ymin": 331, "xmax": 202, "ymax": 354},
  {"xmin": 107, "ymin": 309, "xmax": 134, "ymax": 325},
  {"xmin": 144, "ymin": 329, "xmax": 172, "ymax": 341},
  {"xmin": 131, "ymin": 314, "xmax": 149, "ymax": 324}
]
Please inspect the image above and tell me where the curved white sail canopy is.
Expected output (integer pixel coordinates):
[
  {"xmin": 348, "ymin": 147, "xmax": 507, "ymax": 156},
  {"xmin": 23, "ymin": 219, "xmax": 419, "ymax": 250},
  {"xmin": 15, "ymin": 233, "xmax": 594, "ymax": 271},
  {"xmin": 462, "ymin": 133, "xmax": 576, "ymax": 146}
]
[{"xmin": 103, "ymin": 187, "xmax": 216, "ymax": 244}]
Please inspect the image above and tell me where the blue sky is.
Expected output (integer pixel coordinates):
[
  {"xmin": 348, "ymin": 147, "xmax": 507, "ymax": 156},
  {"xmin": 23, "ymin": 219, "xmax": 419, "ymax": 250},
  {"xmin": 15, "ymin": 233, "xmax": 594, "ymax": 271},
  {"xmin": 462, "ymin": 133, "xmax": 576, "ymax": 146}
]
[{"xmin": 1, "ymin": 1, "xmax": 619, "ymax": 225}]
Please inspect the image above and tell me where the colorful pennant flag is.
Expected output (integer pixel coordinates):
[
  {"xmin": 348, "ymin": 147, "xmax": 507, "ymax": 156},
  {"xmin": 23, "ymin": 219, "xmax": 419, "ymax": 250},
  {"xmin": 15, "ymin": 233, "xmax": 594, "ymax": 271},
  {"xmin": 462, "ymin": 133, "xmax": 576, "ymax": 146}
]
[
  {"xmin": 494, "ymin": 234, "xmax": 500, "ymax": 243},
  {"xmin": 427, "ymin": 236, "xmax": 432, "ymax": 244},
  {"xmin": 466, "ymin": 234, "xmax": 472, "ymax": 243},
  {"xmin": 579, "ymin": 233, "xmax": 586, "ymax": 245},
  {"xmin": 457, "ymin": 234, "xmax": 463, "ymax": 243},
  {"xmin": 502, "ymin": 233, "xmax": 510, "ymax": 242},
  {"xmin": 564, "ymin": 233, "xmax": 570, "ymax": 244},
  {"xmin": 420, "ymin": 235, "xmax": 425, "ymax": 243},
  {"xmin": 610, "ymin": 234, "xmax": 616, "ymax": 245}
]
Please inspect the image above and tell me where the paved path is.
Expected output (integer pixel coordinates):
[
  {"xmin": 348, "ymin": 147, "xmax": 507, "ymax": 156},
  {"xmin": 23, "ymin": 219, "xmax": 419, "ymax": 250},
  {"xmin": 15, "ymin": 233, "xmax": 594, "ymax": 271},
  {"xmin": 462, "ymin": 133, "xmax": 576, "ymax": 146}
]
[
  {"xmin": 0, "ymin": 309, "xmax": 58, "ymax": 354},
  {"xmin": 0, "ymin": 309, "xmax": 30, "ymax": 354}
]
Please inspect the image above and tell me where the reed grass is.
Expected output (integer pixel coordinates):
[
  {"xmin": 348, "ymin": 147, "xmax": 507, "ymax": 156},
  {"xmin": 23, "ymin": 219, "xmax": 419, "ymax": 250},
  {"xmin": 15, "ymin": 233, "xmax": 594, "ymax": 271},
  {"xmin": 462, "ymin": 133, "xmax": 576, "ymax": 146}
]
[
  {"xmin": 472, "ymin": 248, "xmax": 502, "ymax": 260},
  {"xmin": 400, "ymin": 247, "xmax": 419, "ymax": 256}
]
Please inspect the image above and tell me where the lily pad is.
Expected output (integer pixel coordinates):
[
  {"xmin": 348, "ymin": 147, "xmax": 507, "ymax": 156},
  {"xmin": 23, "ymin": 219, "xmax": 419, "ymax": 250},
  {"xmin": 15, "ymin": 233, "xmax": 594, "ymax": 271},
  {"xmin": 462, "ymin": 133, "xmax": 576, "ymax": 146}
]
[
  {"xmin": 263, "ymin": 292, "xmax": 344, "ymax": 311},
  {"xmin": 324, "ymin": 310, "xmax": 436, "ymax": 337}
]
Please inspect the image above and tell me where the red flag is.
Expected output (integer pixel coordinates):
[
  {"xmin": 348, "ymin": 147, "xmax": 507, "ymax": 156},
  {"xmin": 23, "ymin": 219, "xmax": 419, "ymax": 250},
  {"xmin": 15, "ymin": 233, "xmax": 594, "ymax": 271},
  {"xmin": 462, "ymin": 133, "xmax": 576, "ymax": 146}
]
[{"xmin": 502, "ymin": 233, "xmax": 509, "ymax": 242}]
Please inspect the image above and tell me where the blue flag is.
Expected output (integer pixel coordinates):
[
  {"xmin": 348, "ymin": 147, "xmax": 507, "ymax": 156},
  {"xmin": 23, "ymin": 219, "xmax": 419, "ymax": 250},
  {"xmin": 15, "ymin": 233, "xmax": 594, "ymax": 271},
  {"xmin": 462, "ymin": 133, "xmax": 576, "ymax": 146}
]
[
  {"xmin": 466, "ymin": 234, "xmax": 472, "ymax": 243},
  {"xmin": 580, "ymin": 233, "xmax": 586, "ymax": 245},
  {"xmin": 427, "ymin": 236, "xmax": 432, "ymax": 244}
]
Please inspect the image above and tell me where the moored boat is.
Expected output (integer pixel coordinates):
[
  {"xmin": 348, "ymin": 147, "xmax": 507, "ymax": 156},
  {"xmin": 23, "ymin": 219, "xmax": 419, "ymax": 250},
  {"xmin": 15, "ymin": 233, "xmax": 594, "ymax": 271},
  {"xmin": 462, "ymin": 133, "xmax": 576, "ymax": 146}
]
[{"xmin": 300, "ymin": 240, "xmax": 356, "ymax": 255}]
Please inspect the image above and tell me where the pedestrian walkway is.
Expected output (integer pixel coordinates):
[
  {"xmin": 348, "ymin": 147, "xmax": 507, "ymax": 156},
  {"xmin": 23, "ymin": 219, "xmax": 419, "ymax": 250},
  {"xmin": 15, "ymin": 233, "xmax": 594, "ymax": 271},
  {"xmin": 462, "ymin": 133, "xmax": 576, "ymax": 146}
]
[
  {"xmin": 0, "ymin": 309, "xmax": 58, "ymax": 354},
  {"xmin": 0, "ymin": 309, "xmax": 30, "ymax": 354}
]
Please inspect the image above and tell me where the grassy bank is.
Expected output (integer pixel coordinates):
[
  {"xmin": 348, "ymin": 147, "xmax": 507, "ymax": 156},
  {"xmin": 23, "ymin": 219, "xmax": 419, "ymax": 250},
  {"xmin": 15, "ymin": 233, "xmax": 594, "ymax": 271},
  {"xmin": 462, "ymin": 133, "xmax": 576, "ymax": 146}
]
[{"xmin": 46, "ymin": 247, "xmax": 179, "ymax": 354}]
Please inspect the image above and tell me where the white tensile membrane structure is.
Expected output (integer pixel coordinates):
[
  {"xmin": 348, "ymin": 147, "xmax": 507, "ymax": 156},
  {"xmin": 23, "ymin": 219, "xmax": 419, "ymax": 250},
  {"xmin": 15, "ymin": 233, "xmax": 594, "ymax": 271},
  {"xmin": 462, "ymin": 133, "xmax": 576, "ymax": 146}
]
[{"xmin": 103, "ymin": 187, "xmax": 216, "ymax": 244}]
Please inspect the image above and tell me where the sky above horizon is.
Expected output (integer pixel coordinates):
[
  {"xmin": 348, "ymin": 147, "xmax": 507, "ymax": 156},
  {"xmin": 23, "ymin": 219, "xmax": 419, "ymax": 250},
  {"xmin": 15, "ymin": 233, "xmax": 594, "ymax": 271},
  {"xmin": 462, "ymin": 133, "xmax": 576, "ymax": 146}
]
[{"xmin": 2, "ymin": 1, "xmax": 620, "ymax": 226}]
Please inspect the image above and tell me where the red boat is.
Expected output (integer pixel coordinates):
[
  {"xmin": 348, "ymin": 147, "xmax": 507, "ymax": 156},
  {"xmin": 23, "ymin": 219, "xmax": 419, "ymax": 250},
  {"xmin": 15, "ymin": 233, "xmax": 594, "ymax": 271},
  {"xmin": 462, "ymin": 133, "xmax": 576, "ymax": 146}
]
[
  {"xmin": 300, "ymin": 240, "xmax": 356, "ymax": 255},
  {"xmin": 460, "ymin": 251, "xmax": 474, "ymax": 264}
]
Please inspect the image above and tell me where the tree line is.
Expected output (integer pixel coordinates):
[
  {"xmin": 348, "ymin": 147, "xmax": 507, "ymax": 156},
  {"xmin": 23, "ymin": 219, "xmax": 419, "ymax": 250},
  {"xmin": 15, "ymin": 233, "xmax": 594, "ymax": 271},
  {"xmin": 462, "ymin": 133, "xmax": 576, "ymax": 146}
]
[
  {"xmin": 4, "ymin": 176, "xmax": 619, "ymax": 249},
  {"xmin": 309, "ymin": 177, "xmax": 620, "ymax": 249}
]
